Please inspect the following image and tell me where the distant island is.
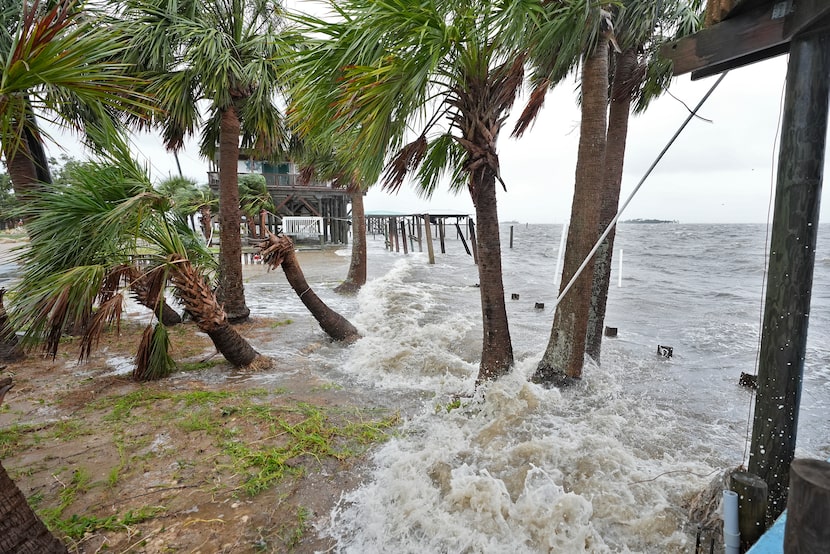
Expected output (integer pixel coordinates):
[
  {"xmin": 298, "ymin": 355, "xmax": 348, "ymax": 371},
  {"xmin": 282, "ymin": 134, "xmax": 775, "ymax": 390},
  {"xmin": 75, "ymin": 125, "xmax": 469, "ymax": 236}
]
[{"xmin": 621, "ymin": 218, "xmax": 679, "ymax": 224}]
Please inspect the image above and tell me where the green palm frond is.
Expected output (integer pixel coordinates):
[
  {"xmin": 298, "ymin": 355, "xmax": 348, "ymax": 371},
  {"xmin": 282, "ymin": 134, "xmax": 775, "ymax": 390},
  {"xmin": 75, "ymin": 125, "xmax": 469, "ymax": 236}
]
[
  {"xmin": 134, "ymin": 322, "xmax": 176, "ymax": 381},
  {"xmin": 9, "ymin": 145, "xmax": 215, "ymax": 359},
  {"xmin": 1, "ymin": 0, "xmax": 153, "ymax": 158},
  {"xmin": 12, "ymin": 264, "xmax": 107, "ymax": 357}
]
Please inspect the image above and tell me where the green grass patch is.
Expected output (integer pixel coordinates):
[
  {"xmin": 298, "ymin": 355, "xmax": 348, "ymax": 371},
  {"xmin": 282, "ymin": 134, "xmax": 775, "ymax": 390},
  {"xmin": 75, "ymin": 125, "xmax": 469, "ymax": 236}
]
[
  {"xmin": 269, "ymin": 319, "xmax": 293, "ymax": 328},
  {"xmin": 47, "ymin": 505, "xmax": 166, "ymax": 541},
  {"xmin": 178, "ymin": 358, "xmax": 224, "ymax": 372},
  {"xmin": 216, "ymin": 403, "xmax": 399, "ymax": 496}
]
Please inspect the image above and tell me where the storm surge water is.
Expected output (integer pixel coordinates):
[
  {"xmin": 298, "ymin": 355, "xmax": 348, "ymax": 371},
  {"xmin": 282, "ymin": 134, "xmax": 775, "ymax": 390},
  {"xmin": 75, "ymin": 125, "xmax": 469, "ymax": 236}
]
[{"xmin": 265, "ymin": 223, "xmax": 829, "ymax": 553}]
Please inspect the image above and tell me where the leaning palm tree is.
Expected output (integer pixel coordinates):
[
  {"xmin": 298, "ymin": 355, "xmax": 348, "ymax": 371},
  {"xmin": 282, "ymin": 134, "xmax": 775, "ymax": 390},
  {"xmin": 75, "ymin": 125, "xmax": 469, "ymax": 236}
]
[
  {"xmin": 288, "ymin": 0, "xmax": 587, "ymax": 383},
  {"xmin": 9, "ymin": 145, "xmax": 267, "ymax": 381},
  {"xmin": 121, "ymin": 0, "xmax": 291, "ymax": 323},
  {"xmin": 256, "ymin": 231, "xmax": 360, "ymax": 343}
]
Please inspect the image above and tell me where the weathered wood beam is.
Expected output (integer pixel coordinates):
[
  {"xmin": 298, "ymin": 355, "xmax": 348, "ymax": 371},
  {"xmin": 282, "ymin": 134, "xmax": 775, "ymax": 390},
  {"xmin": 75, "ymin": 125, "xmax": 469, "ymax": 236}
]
[
  {"xmin": 748, "ymin": 30, "xmax": 830, "ymax": 525},
  {"xmin": 662, "ymin": 0, "xmax": 830, "ymax": 79}
]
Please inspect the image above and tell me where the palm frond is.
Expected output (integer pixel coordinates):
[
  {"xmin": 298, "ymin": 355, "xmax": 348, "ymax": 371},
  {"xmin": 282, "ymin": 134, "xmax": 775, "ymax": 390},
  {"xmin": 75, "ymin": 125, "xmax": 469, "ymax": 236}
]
[
  {"xmin": 80, "ymin": 293, "xmax": 124, "ymax": 361},
  {"xmin": 134, "ymin": 322, "xmax": 175, "ymax": 381}
]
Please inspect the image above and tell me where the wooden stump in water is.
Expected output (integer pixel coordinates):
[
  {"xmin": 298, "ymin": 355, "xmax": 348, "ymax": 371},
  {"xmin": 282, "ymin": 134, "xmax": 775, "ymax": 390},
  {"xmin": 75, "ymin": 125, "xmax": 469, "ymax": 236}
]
[
  {"xmin": 730, "ymin": 470, "xmax": 767, "ymax": 551},
  {"xmin": 784, "ymin": 458, "xmax": 830, "ymax": 553}
]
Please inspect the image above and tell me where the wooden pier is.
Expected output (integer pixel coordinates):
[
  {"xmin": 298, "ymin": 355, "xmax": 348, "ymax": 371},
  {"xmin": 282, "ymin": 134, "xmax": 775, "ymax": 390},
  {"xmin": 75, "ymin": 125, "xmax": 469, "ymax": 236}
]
[{"xmin": 365, "ymin": 212, "xmax": 475, "ymax": 264}]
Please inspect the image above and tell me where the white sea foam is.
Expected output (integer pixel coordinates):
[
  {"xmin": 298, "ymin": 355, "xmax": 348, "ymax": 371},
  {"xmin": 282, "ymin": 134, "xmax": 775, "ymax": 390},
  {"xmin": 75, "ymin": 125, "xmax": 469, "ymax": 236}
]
[
  {"xmin": 324, "ymin": 359, "xmax": 724, "ymax": 553},
  {"xmin": 342, "ymin": 257, "xmax": 478, "ymax": 392}
]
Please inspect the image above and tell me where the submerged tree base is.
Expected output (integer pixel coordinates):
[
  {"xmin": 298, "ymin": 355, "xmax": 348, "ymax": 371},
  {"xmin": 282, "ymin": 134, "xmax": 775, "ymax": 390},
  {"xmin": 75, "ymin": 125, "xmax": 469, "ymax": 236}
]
[{"xmin": 529, "ymin": 364, "xmax": 581, "ymax": 389}]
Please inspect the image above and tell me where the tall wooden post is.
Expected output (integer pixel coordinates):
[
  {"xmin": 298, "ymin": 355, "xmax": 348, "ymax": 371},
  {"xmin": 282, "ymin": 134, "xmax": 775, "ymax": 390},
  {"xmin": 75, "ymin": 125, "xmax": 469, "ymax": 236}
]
[
  {"xmin": 400, "ymin": 221, "xmax": 408, "ymax": 254},
  {"xmin": 748, "ymin": 31, "xmax": 830, "ymax": 524},
  {"xmin": 438, "ymin": 219, "xmax": 446, "ymax": 254},
  {"xmin": 417, "ymin": 217, "xmax": 423, "ymax": 252},
  {"xmin": 423, "ymin": 214, "xmax": 435, "ymax": 264},
  {"xmin": 468, "ymin": 218, "xmax": 478, "ymax": 265}
]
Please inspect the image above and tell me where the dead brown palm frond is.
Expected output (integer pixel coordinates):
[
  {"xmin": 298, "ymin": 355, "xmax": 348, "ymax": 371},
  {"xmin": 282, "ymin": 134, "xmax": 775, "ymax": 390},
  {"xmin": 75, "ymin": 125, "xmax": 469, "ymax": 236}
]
[
  {"xmin": 133, "ymin": 322, "xmax": 175, "ymax": 381},
  {"xmin": 43, "ymin": 286, "xmax": 73, "ymax": 359},
  {"xmin": 100, "ymin": 264, "xmax": 133, "ymax": 304},
  {"xmin": 255, "ymin": 232, "xmax": 295, "ymax": 269},
  {"xmin": 79, "ymin": 293, "xmax": 124, "ymax": 361},
  {"xmin": 615, "ymin": 59, "xmax": 647, "ymax": 103},
  {"xmin": 382, "ymin": 134, "xmax": 428, "ymax": 193},
  {"xmin": 136, "ymin": 265, "xmax": 168, "ymax": 312},
  {"xmin": 0, "ymin": 377, "xmax": 13, "ymax": 406},
  {"xmin": 299, "ymin": 164, "xmax": 316, "ymax": 186},
  {"xmin": 512, "ymin": 79, "xmax": 550, "ymax": 138},
  {"xmin": 492, "ymin": 55, "xmax": 526, "ymax": 115}
]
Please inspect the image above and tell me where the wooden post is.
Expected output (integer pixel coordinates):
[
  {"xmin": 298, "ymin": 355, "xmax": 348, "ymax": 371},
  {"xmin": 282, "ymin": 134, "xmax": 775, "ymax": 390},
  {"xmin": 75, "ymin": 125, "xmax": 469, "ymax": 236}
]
[
  {"xmin": 455, "ymin": 222, "xmax": 472, "ymax": 256},
  {"xmin": 423, "ymin": 214, "xmax": 435, "ymax": 264},
  {"xmin": 438, "ymin": 218, "xmax": 446, "ymax": 254},
  {"xmin": 729, "ymin": 471, "xmax": 768, "ymax": 551},
  {"xmin": 417, "ymin": 216, "xmax": 423, "ymax": 252},
  {"xmin": 510, "ymin": 225, "xmax": 514, "ymax": 249},
  {"xmin": 748, "ymin": 31, "xmax": 830, "ymax": 524},
  {"xmin": 391, "ymin": 217, "xmax": 400, "ymax": 252},
  {"xmin": 400, "ymin": 220, "xmax": 408, "ymax": 254},
  {"xmin": 468, "ymin": 218, "xmax": 478, "ymax": 265},
  {"xmin": 784, "ymin": 458, "xmax": 830, "ymax": 553}
]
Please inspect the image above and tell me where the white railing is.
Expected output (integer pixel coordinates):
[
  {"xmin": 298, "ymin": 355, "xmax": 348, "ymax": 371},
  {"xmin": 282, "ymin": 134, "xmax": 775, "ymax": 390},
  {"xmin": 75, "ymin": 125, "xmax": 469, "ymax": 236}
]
[{"xmin": 281, "ymin": 216, "xmax": 323, "ymax": 238}]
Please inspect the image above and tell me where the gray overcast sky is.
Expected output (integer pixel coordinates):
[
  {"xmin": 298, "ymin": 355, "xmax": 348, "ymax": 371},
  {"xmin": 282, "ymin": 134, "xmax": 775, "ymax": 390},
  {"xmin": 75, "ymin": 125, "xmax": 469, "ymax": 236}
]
[{"xmin": 46, "ymin": 46, "xmax": 819, "ymax": 225}]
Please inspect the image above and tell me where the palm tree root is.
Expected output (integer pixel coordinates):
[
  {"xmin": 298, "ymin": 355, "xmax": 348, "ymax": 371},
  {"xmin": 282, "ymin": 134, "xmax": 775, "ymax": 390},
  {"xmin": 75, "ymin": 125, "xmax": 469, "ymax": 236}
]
[{"xmin": 529, "ymin": 363, "xmax": 580, "ymax": 388}]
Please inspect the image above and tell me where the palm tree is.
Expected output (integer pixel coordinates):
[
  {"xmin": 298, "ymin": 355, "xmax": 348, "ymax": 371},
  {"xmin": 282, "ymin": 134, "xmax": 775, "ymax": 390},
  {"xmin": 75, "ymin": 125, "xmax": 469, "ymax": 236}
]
[
  {"xmin": 531, "ymin": 12, "xmax": 613, "ymax": 386},
  {"xmin": 122, "ymin": 0, "xmax": 291, "ymax": 323},
  {"xmin": 238, "ymin": 172, "xmax": 274, "ymax": 239},
  {"xmin": 0, "ymin": 0, "xmax": 148, "ymax": 209},
  {"xmin": 291, "ymin": 138, "xmax": 371, "ymax": 294},
  {"xmin": 584, "ymin": 0, "xmax": 702, "ymax": 362},
  {"xmin": 9, "ymin": 145, "xmax": 266, "ymax": 380},
  {"xmin": 257, "ymin": 232, "xmax": 360, "ymax": 342},
  {"xmin": 179, "ymin": 183, "xmax": 218, "ymax": 242},
  {"xmin": 287, "ymin": 0, "xmax": 587, "ymax": 383}
]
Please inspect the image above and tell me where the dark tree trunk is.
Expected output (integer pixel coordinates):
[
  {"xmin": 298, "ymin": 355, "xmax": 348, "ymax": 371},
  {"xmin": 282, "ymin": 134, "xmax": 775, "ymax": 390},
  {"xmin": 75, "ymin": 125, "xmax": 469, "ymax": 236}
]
[
  {"xmin": 532, "ymin": 43, "xmax": 609, "ymax": 386},
  {"xmin": 216, "ymin": 105, "xmax": 250, "ymax": 323},
  {"xmin": 585, "ymin": 46, "xmax": 637, "ymax": 362},
  {"xmin": 168, "ymin": 255, "xmax": 263, "ymax": 367},
  {"xmin": 473, "ymin": 171, "xmax": 513, "ymax": 382},
  {"xmin": 0, "ymin": 379, "xmax": 68, "ymax": 553},
  {"xmin": 335, "ymin": 189, "xmax": 367, "ymax": 294},
  {"xmin": 5, "ymin": 101, "xmax": 51, "ymax": 211},
  {"xmin": 0, "ymin": 289, "xmax": 23, "ymax": 362},
  {"xmin": 258, "ymin": 233, "xmax": 360, "ymax": 342},
  {"xmin": 199, "ymin": 206, "xmax": 213, "ymax": 241},
  {"xmin": 128, "ymin": 267, "xmax": 182, "ymax": 327}
]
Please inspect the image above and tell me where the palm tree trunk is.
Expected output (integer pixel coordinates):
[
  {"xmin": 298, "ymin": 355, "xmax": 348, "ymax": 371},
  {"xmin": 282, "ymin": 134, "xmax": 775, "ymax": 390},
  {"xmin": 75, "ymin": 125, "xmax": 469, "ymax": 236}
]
[
  {"xmin": 168, "ymin": 255, "xmax": 263, "ymax": 367},
  {"xmin": 532, "ymin": 43, "xmax": 609, "ymax": 386},
  {"xmin": 585, "ymin": 46, "xmax": 637, "ymax": 362},
  {"xmin": 258, "ymin": 233, "xmax": 360, "ymax": 342},
  {"xmin": 0, "ymin": 379, "xmax": 68, "ymax": 553},
  {"xmin": 199, "ymin": 206, "xmax": 213, "ymax": 241},
  {"xmin": 334, "ymin": 189, "xmax": 367, "ymax": 294},
  {"xmin": 473, "ymin": 171, "xmax": 513, "ymax": 382},
  {"xmin": 216, "ymin": 105, "xmax": 250, "ymax": 322},
  {"xmin": 126, "ymin": 266, "xmax": 182, "ymax": 327}
]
